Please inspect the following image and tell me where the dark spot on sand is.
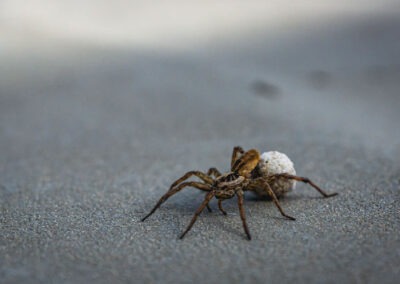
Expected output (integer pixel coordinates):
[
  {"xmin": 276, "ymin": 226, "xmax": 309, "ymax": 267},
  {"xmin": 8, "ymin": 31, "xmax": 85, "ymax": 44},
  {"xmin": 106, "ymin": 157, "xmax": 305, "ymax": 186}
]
[
  {"xmin": 365, "ymin": 64, "xmax": 400, "ymax": 85},
  {"xmin": 250, "ymin": 80, "xmax": 280, "ymax": 99},
  {"xmin": 308, "ymin": 70, "xmax": 332, "ymax": 90}
]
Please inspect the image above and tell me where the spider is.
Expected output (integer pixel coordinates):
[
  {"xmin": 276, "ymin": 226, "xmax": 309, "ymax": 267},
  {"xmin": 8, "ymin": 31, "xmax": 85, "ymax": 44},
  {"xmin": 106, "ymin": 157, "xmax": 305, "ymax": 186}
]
[{"xmin": 141, "ymin": 146, "xmax": 337, "ymax": 240}]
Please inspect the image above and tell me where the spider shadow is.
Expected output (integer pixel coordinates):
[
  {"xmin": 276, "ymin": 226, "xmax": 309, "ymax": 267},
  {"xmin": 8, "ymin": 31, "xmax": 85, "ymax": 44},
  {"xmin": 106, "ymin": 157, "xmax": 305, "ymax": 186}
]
[
  {"xmin": 243, "ymin": 191, "xmax": 299, "ymax": 203},
  {"xmin": 192, "ymin": 198, "xmax": 249, "ymax": 240},
  {"xmin": 196, "ymin": 194, "xmax": 295, "ymax": 239},
  {"xmin": 163, "ymin": 197, "xmax": 249, "ymax": 239},
  {"xmin": 244, "ymin": 191, "xmax": 328, "ymax": 203},
  {"xmin": 243, "ymin": 192, "xmax": 300, "ymax": 222},
  {"xmin": 140, "ymin": 190, "xmax": 332, "ymax": 239},
  {"xmin": 213, "ymin": 215, "xmax": 250, "ymax": 240}
]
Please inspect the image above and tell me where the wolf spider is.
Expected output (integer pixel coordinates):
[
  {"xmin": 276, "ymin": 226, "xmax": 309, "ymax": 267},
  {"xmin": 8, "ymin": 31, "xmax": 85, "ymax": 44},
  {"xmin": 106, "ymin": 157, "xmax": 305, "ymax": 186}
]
[{"xmin": 141, "ymin": 146, "xmax": 337, "ymax": 240}]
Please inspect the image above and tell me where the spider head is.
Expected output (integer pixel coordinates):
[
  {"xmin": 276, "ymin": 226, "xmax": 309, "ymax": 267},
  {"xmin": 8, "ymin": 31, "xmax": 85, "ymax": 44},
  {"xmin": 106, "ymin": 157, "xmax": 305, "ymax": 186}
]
[{"xmin": 232, "ymin": 149, "xmax": 260, "ymax": 178}]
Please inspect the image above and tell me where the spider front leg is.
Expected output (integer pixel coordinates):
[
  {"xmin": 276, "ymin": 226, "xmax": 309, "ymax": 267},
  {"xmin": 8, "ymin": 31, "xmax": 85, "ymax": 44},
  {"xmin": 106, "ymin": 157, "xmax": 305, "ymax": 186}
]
[
  {"xmin": 141, "ymin": 181, "xmax": 212, "ymax": 221},
  {"xmin": 166, "ymin": 170, "xmax": 215, "ymax": 213},
  {"xmin": 169, "ymin": 171, "xmax": 214, "ymax": 190},
  {"xmin": 180, "ymin": 191, "xmax": 215, "ymax": 239},
  {"xmin": 237, "ymin": 190, "xmax": 252, "ymax": 240},
  {"xmin": 273, "ymin": 173, "xmax": 338, "ymax": 198}
]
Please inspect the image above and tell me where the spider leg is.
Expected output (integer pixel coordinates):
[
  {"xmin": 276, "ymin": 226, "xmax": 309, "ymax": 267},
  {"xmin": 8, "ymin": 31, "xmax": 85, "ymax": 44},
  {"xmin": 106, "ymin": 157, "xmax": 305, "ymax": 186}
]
[
  {"xmin": 179, "ymin": 191, "xmax": 215, "ymax": 239},
  {"xmin": 218, "ymin": 200, "xmax": 227, "ymax": 215},
  {"xmin": 231, "ymin": 146, "xmax": 245, "ymax": 170},
  {"xmin": 206, "ymin": 203, "xmax": 212, "ymax": 212},
  {"xmin": 247, "ymin": 178, "xmax": 296, "ymax": 220},
  {"xmin": 263, "ymin": 181, "xmax": 296, "ymax": 220},
  {"xmin": 237, "ymin": 190, "xmax": 251, "ymax": 240},
  {"xmin": 141, "ymin": 181, "xmax": 212, "ymax": 222},
  {"xmin": 274, "ymin": 173, "xmax": 338, "ymax": 198},
  {"xmin": 169, "ymin": 171, "xmax": 214, "ymax": 190},
  {"xmin": 207, "ymin": 167, "xmax": 221, "ymax": 178}
]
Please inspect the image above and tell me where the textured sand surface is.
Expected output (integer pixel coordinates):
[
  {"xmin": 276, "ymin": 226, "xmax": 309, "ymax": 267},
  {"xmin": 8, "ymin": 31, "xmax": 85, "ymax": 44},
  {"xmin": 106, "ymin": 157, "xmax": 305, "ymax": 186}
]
[{"xmin": 1, "ymin": 5, "xmax": 400, "ymax": 283}]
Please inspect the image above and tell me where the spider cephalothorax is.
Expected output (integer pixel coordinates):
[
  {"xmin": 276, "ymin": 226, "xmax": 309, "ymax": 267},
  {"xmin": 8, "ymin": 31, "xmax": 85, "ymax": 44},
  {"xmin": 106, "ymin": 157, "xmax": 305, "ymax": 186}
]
[{"xmin": 141, "ymin": 146, "xmax": 337, "ymax": 240}]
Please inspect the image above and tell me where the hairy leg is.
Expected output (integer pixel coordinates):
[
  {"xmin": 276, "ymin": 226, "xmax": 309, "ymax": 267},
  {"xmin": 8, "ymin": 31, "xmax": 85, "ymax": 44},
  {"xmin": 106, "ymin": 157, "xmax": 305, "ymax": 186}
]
[
  {"xmin": 218, "ymin": 200, "xmax": 227, "ymax": 215},
  {"xmin": 231, "ymin": 146, "xmax": 245, "ymax": 170},
  {"xmin": 273, "ymin": 173, "xmax": 338, "ymax": 198},
  {"xmin": 237, "ymin": 190, "xmax": 252, "ymax": 240},
  {"xmin": 169, "ymin": 171, "xmax": 214, "ymax": 191},
  {"xmin": 180, "ymin": 191, "xmax": 215, "ymax": 239},
  {"xmin": 141, "ymin": 181, "xmax": 212, "ymax": 221},
  {"xmin": 247, "ymin": 178, "xmax": 296, "ymax": 220}
]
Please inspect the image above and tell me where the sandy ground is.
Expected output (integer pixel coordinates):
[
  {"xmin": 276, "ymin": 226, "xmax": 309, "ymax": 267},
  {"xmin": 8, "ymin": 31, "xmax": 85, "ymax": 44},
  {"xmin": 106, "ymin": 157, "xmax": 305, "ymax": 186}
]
[{"xmin": 1, "ymin": 3, "xmax": 400, "ymax": 283}]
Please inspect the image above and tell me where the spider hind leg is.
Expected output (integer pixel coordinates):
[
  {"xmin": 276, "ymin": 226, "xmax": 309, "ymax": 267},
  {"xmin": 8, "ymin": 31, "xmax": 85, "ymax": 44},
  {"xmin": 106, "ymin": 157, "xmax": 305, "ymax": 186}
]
[
  {"xmin": 246, "ymin": 178, "xmax": 296, "ymax": 221},
  {"xmin": 274, "ymin": 173, "xmax": 338, "ymax": 198}
]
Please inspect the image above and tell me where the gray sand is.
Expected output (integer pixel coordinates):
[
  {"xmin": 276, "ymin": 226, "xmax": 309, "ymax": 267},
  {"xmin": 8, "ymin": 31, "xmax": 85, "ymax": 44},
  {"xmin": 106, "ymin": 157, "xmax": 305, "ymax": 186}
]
[{"xmin": 1, "ymin": 11, "xmax": 400, "ymax": 284}]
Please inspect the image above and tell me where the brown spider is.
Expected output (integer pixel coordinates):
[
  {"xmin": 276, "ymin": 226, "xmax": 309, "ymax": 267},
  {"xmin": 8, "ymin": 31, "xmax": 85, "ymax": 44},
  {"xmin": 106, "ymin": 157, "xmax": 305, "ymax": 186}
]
[{"xmin": 141, "ymin": 146, "xmax": 337, "ymax": 240}]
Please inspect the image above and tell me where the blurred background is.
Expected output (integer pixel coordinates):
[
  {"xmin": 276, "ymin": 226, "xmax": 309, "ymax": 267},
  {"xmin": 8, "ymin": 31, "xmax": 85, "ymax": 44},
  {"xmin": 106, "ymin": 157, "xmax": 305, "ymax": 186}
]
[
  {"xmin": 1, "ymin": 1, "xmax": 400, "ymax": 283},
  {"xmin": 1, "ymin": 0, "xmax": 400, "ymax": 156}
]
